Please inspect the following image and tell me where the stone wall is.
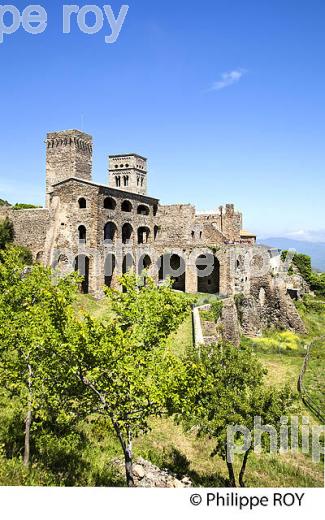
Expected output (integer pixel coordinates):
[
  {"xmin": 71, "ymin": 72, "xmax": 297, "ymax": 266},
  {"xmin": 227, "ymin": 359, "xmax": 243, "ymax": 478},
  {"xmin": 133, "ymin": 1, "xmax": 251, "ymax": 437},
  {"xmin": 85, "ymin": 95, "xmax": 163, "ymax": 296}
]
[
  {"xmin": 46, "ymin": 130, "xmax": 93, "ymax": 207},
  {"xmin": 0, "ymin": 207, "xmax": 50, "ymax": 260},
  {"xmin": 239, "ymin": 274, "xmax": 306, "ymax": 335}
]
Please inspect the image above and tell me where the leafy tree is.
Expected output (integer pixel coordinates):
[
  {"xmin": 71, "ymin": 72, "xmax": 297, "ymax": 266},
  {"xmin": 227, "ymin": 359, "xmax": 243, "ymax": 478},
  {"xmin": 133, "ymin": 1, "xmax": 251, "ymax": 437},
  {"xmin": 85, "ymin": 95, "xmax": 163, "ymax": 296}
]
[
  {"xmin": 57, "ymin": 273, "xmax": 191, "ymax": 486},
  {"xmin": 0, "ymin": 217, "xmax": 14, "ymax": 249},
  {"xmin": 0, "ymin": 247, "xmax": 80, "ymax": 466},
  {"xmin": 173, "ymin": 342, "xmax": 295, "ymax": 487},
  {"xmin": 5, "ymin": 244, "xmax": 33, "ymax": 265},
  {"xmin": 282, "ymin": 251, "xmax": 325, "ymax": 296},
  {"xmin": 0, "ymin": 199, "xmax": 10, "ymax": 207}
]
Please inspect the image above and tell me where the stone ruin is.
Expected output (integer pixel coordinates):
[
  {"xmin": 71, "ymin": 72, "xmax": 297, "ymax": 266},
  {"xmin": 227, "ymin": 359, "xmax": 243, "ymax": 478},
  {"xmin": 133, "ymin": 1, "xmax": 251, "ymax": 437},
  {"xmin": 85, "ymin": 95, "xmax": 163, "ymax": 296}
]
[{"xmin": 0, "ymin": 129, "xmax": 306, "ymax": 337}]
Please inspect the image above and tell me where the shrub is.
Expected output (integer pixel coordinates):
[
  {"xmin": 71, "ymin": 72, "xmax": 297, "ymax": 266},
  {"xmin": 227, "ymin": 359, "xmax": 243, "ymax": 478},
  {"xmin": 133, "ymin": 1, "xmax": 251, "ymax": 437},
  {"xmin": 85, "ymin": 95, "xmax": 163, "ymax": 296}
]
[
  {"xmin": 211, "ymin": 300, "xmax": 223, "ymax": 322},
  {"xmin": 0, "ymin": 218, "xmax": 14, "ymax": 249}
]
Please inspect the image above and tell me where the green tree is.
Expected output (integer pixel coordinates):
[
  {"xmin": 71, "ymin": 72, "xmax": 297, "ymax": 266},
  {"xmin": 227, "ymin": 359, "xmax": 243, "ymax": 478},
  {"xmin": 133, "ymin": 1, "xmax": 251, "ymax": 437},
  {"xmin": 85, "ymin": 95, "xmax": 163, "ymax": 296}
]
[
  {"xmin": 282, "ymin": 250, "xmax": 325, "ymax": 296},
  {"xmin": 57, "ymin": 273, "xmax": 191, "ymax": 486},
  {"xmin": 174, "ymin": 342, "xmax": 295, "ymax": 487},
  {"xmin": 0, "ymin": 247, "xmax": 80, "ymax": 466},
  {"xmin": 0, "ymin": 217, "xmax": 14, "ymax": 249}
]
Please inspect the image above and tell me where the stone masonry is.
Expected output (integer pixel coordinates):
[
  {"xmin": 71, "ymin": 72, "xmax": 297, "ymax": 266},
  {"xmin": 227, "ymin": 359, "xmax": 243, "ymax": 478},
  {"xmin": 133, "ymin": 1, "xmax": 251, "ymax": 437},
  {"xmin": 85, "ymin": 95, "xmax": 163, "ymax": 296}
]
[{"xmin": 0, "ymin": 129, "xmax": 306, "ymax": 335}]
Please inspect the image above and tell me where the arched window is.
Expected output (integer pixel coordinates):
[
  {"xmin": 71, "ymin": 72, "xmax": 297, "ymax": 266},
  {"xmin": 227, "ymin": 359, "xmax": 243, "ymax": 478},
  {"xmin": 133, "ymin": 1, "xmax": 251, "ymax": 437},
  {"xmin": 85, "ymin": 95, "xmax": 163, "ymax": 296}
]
[
  {"xmin": 78, "ymin": 198, "xmax": 86, "ymax": 209},
  {"xmin": 36, "ymin": 251, "xmax": 44, "ymax": 263},
  {"xmin": 123, "ymin": 253, "xmax": 134, "ymax": 274},
  {"xmin": 158, "ymin": 254, "xmax": 185, "ymax": 292},
  {"xmin": 115, "ymin": 176, "xmax": 121, "ymax": 187},
  {"xmin": 104, "ymin": 222, "xmax": 117, "ymax": 242},
  {"xmin": 104, "ymin": 254, "xmax": 116, "ymax": 288},
  {"xmin": 78, "ymin": 225, "xmax": 87, "ymax": 243},
  {"xmin": 137, "ymin": 204, "xmax": 150, "ymax": 216},
  {"xmin": 121, "ymin": 200, "xmax": 132, "ymax": 212},
  {"xmin": 122, "ymin": 223, "xmax": 133, "ymax": 244},
  {"xmin": 122, "ymin": 254, "xmax": 134, "ymax": 292},
  {"xmin": 196, "ymin": 254, "xmax": 220, "ymax": 294},
  {"xmin": 75, "ymin": 255, "xmax": 90, "ymax": 294},
  {"xmin": 104, "ymin": 197, "xmax": 116, "ymax": 210},
  {"xmin": 154, "ymin": 226, "xmax": 159, "ymax": 240},
  {"xmin": 123, "ymin": 176, "xmax": 129, "ymax": 187},
  {"xmin": 138, "ymin": 227, "xmax": 150, "ymax": 244}
]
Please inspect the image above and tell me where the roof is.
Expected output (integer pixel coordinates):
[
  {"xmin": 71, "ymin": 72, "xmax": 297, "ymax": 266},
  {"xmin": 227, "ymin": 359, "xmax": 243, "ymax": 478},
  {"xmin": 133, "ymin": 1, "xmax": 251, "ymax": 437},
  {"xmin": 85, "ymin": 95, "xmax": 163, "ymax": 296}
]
[
  {"xmin": 51, "ymin": 177, "xmax": 159, "ymax": 203},
  {"xmin": 109, "ymin": 153, "xmax": 147, "ymax": 161},
  {"xmin": 240, "ymin": 230, "xmax": 257, "ymax": 238}
]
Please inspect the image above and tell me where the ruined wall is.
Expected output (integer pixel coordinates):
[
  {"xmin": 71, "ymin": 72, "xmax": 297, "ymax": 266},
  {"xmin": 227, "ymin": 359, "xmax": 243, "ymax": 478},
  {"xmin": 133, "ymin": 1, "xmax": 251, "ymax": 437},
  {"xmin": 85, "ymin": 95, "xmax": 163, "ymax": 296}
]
[
  {"xmin": 239, "ymin": 274, "xmax": 306, "ymax": 335},
  {"xmin": 0, "ymin": 207, "xmax": 50, "ymax": 259},
  {"xmin": 155, "ymin": 204, "xmax": 196, "ymax": 245}
]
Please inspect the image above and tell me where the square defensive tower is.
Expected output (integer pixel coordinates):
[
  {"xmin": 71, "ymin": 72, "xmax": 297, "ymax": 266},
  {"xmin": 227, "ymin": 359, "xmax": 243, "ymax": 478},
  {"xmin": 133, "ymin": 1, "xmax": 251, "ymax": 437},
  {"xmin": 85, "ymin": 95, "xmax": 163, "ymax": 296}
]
[{"xmin": 46, "ymin": 129, "xmax": 93, "ymax": 207}]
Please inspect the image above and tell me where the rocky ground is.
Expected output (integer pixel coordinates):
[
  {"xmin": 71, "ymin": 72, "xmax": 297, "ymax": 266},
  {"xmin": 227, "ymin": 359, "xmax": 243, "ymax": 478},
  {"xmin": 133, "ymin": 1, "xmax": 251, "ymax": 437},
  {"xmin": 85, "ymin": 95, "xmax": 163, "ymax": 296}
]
[{"xmin": 114, "ymin": 457, "xmax": 192, "ymax": 488}]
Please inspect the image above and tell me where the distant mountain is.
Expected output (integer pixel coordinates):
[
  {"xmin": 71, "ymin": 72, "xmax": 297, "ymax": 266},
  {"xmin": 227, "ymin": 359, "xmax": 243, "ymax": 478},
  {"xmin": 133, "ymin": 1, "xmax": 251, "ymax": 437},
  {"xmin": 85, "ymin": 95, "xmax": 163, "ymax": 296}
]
[{"xmin": 258, "ymin": 237, "xmax": 325, "ymax": 272}]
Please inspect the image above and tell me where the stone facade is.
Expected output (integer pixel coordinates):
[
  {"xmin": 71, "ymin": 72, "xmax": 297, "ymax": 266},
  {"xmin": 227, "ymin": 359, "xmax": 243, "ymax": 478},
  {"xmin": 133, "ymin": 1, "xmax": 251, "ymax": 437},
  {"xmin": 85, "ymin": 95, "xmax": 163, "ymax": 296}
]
[{"xmin": 1, "ymin": 128, "xmax": 306, "ymax": 335}]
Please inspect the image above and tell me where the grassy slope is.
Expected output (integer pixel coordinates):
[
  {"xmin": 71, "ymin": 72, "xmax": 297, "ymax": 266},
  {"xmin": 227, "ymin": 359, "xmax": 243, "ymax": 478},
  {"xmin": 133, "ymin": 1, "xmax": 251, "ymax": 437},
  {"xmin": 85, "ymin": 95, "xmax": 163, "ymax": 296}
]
[
  {"xmin": 71, "ymin": 293, "xmax": 324, "ymax": 487},
  {"xmin": 3, "ymin": 293, "xmax": 321, "ymax": 487}
]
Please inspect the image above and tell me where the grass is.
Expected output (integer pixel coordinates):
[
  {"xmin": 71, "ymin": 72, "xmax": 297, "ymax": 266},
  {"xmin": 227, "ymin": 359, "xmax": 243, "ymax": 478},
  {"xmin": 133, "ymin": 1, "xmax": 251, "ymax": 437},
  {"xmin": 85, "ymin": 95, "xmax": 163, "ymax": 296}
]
[
  {"xmin": 74, "ymin": 291, "xmax": 324, "ymax": 488},
  {"xmin": 3, "ymin": 291, "xmax": 322, "ymax": 488},
  {"xmin": 304, "ymin": 338, "xmax": 325, "ymax": 412},
  {"xmin": 166, "ymin": 311, "xmax": 193, "ymax": 356},
  {"xmin": 73, "ymin": 294, "xmax": 113, "ymax": 321}
]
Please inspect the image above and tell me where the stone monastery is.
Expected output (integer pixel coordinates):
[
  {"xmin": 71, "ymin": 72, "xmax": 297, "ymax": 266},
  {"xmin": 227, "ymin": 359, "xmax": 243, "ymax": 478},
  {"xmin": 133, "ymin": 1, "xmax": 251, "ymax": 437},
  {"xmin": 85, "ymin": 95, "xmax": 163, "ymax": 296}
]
[{"xmin": 0, "ymin": 129, "xmax": 306, "ymax": 341}]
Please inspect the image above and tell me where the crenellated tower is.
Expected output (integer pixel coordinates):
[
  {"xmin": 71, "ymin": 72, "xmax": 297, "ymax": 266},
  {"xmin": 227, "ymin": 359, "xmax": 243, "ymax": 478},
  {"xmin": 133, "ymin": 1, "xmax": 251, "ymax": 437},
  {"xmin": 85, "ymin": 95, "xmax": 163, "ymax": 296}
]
[{"xmin": 45, "ymin": 129, "xmax": 93, "ymax": 207}]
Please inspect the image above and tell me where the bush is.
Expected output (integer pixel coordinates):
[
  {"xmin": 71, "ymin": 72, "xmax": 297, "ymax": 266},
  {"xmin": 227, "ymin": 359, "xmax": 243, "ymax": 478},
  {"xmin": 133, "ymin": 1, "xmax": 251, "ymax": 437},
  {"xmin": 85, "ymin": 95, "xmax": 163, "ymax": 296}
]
[
  {"xmin": 0, "ymin": 218, "xmax": 14, "ymax": 249},
  {"xmin": 247, "ymin": 330, "xmax": 302, "ymax": 353},
  {"xmin": 211, "ymin": 300, "xmax": 223, "ymax": 322},
  {"xmin": 282, "ymin": 251, "xmax": 325, "ymax": 296}
]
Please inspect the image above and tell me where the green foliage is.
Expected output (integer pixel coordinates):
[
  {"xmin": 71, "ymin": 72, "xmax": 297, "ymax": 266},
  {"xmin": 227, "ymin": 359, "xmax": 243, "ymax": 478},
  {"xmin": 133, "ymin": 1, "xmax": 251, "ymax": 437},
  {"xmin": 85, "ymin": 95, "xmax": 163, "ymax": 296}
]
[
  {"xmin": 12, "ymin": 203, "xmax": 42, "ymax": 210},
  {"xmin": 246, "ymin": 330, "xmax": 303, "ymax": 353},
  {"xmin": 211, "ymin": 300, "xmax": 223, "ymax": 322},
  {"xmin": 0, "ymin": 217, "xmax": 14, "ymax": 249},
  {"xmin": 0, "ymin": 247, "xmax": 81, "ymax": 468},
  {"xmin": 6, "ymin": 244, "xmax": 33, "ymax": 265},
  {"xmin": 173, "ymin": 342, "xmax": 296, "ymax": 486},
  {"xmin": 303, "ymin": 339, "xmax": 325, "ymax": 413},
  {"xmin": 0, "ymin": 199, "xmax": 10, "ymax": 207},
  {"xmin": 234, "ymin": 293, "xmax": 245, "ymax": 324},
  {"xmin": 53, "ymin": 273, "xmax": 191, "ymax": 485},
  {"xmin": 282, "ymin": 251, "xmax": 325, "ymax": 296}
]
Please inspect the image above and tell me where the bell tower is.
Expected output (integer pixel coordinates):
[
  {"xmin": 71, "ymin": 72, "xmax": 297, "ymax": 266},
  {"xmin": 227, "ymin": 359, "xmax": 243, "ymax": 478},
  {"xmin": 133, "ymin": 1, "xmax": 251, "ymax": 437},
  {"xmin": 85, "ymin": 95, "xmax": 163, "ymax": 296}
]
[{"xmin": 108, "ymin": 153, "xmax": 147, "ymax": 195}]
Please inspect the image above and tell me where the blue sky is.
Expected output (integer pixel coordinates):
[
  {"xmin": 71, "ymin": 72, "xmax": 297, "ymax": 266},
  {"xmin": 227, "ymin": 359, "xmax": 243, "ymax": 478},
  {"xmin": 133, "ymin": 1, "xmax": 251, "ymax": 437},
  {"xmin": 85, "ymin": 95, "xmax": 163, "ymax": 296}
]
[{"xmin": 0, "ymin": 0, "xmax": 324, "ymax": 239}]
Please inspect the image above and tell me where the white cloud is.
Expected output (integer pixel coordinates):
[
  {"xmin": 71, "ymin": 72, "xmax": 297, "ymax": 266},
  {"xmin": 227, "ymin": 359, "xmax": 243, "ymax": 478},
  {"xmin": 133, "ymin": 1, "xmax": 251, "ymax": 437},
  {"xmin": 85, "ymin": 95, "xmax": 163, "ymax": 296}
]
[
  {"xmin": 259, "ymin": 229, "xmax": 325, "ymax": 243},
  {"xmin": 210, "ymin": 69, "xmax": 247, "ymax": 91},
  {"xmin": 283, "ymin": 229, "xmax": 325, "ymax": 243}
]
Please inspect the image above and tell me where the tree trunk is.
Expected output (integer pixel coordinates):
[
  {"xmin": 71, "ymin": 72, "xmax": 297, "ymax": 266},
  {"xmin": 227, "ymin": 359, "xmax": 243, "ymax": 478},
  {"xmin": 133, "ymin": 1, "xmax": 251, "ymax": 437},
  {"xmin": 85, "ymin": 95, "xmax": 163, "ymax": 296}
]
[
  {"xmin": 23, "ymin": 364, "xmax": 33, "ymax": 467},
  {"xmin": 112, "ymin": 421, "xmax": 135, "ymax": 487},
  {"xmin": 124, "ymin": 442, "xmax": 135, "ymax": 487},
  {"xmin": 226, "ymin": 461, "xmax": 236, "ymax": 487},
  {"xmin": 239, "ymin": 450, "xmax": 250, "ymax": 488}
]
